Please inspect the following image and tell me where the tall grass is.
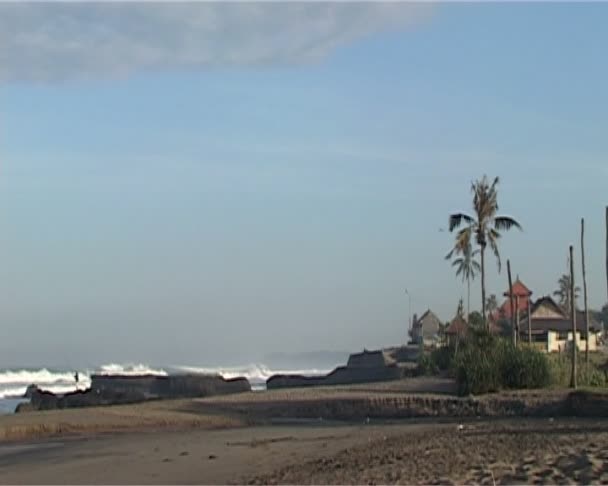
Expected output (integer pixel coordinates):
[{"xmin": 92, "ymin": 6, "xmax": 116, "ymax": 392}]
[
  {"xmin": 548, "ymin": 353, "xmax": 608, "ymax": 387},
  {"xmin": 448, "ymin": 329, "xmax": 551, "ymax": 395}
]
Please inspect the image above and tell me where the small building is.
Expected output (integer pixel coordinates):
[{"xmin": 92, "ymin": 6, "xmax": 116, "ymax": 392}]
[
  {"xmin": 521, "ymin": 296, "xmax": 602, "ymax": 353},
  {"xmin": 410, "ymin": 309, "xmax": 442, "ymax": 347},
  {"xmin": 445, "ymin": 315, "xmax": 468, "ymax": 346},
  {"xmin": 496, "ymin": 278, "xmax": 533, "ymax": 321}
]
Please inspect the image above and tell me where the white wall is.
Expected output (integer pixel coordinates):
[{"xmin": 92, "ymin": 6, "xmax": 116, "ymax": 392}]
[{"xmin": 547, "ymin": 331, "xmax": 598, "ymax": 353}]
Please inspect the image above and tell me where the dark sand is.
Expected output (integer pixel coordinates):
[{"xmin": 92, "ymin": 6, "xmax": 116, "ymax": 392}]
[
  {"xmin": 2, "ymin": 380, "xmax": 608, "ymax": 484},
  {"xmin": 2, "ymin": 418, "xmax": 608, "ymax": 484}
]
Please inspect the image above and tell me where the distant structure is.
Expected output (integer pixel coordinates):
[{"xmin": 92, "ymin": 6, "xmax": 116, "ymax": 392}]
[
  {"xmin": 491, "ymin": 278, "xmax": 602, "ymax": 352},
  {"xmin": 496, "ymin": 278, "xmax": 533, "ymax": 321},
  {"xmin": 522, "ymin": 295, "xmax": 602, "ymax": 352},
  {"xmin": 409, "ymin": 309, "xmax": 442, "ymax": 347},
  {"xmin": 445, "ymin": 314, "xmax": 468, "ymax": 346}
]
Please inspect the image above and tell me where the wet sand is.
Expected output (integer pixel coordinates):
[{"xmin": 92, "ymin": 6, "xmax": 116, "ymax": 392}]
[{"xmin": 0, "ymin": 422, "xmax": 394, "ymax": 484}]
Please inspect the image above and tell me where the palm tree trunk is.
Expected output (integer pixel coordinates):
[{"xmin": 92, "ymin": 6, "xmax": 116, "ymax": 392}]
[
  {"xmin": 581, "ymin": 218, "xmax": 589, "ymax": 364},
  {"xmin": 481, "ymin": 245, "xmax": 487, "ymax": 330},
  {"xmin": 570, "ymin": 245, "xmax": 577, "ymax": 389}
]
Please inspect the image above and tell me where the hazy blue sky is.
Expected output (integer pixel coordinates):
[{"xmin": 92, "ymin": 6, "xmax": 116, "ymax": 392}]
[{"xmin": 1, "ymin": 2, "xmax": 607, "ymax": 368}]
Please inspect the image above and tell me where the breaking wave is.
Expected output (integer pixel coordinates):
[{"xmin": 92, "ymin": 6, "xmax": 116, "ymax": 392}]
[
  {"xmin": 170, "ymin": 363, "xmax": 332, "ymax": 389},
  {"xmin": 0, "ymin": 363, "xmax": 168, "ymax": 399},
  {"xmin": 0, "ymin": 362, "xmax": 331, "ymax": 399}
]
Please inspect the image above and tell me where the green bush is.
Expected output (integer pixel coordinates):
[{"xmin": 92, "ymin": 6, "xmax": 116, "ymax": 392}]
[
  {"xmin": 547, "ymin": 353, "xmax": 608, "ymax": 388},
  {"xmin": 500, "ymin": 342, "xmax": 551, "ymax": 389},
  {"xmin": 430, "ymin": 345, "xmax": 455, "ymax": 371},
  {"xmin": 416, "ymin": 353, "xmax": 438, "ymax": 376},
  {"xmin": 452, "ymin": 330, "xmax": 551, "ymax": 396}
]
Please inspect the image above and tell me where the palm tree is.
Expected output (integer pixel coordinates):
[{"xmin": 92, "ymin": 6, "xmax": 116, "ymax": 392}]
[
  {"xmin": 486, "ymin": 294, "xmax": 498, "ymax": 319},
  {"xmin": 554, "ymin": 273, "xmax": 581, "ymax": 316},
  {"xmin": 449, "ymin": 176, "xmax": 522, "ymax": 328},
  {"xmin": 446, "ymin": 235, "xmax": 480, "ymax": 323}
]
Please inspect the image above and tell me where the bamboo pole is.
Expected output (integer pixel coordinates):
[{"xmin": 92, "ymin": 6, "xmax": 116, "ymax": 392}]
[
  {"xmin": 528, "ymin": 296, "xmax": 532, "ymax": 344},
  {"xmin": 581, "ymin": 218, "xmax": 590, "ymax": 364},
  {"xmin": 570, "ymin": 245, "xmax": 577, "ymax": 389},
  {"xmin": 507, "ymin": 260, "xmax": 515, "ymax": 345},
  {"xmin": 516, "ymin": 295, "xmax": 521, "ymax": 344}
]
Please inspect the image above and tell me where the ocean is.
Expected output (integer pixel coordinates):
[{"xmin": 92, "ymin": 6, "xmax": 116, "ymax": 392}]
[{"xmin": 0, "ymin": 363, "xmax": 332, "ymax": 414}]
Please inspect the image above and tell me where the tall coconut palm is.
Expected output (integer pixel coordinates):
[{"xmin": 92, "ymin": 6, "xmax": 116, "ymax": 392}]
[
  {"xmin": 449, "ymin": 176, "xmax": 522, "ymax": 328},
  {"xmin": 554, "ymin": 273, "xmax": 581, "ymax": 316},
  {"xmin": 446, "ymin": 234, "xmax": 480, "ymax": 323}
]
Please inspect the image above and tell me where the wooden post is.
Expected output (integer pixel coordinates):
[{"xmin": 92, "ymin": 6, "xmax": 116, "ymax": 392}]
[
  {"xmin": 516, "ymin": 295, "xmax": 521, "ymax": 344},
  {"xmin": 507, "ymin": 260, "xmax": 515, "ymax": 345},
  {"xmin": 528, "ymin": 296, "xmax": 532, "ymax": 344},
  {"xmin": 581, "ymin": 218, "xmax": 590, "ymax": 364},
  {"xmin": 570, "ymin": 245, "xmax": 577, "ymax": 389}
]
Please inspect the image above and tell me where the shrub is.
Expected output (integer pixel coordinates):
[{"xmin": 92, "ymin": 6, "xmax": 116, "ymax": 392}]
[
  {"xmin": 500, "ymin": 342, "xmax": 551, "ymax": 389},
  {"xmin": 452, "ymin": 330, "xmax": 551, "ymax": 395},
  {"xmin": 547, "ymin": 353, "xmax": 608, "ymax": 388},
  {"xmin": 416, "ymin": 353, "xmax": 438, "ymax": 376},
  {"xmin": 453, "ymin": 339, "xmax": 501, "ymax": 395},
  {"xmin": 430, "ymin": 345, "xmax": 455, "ymax": 371}
]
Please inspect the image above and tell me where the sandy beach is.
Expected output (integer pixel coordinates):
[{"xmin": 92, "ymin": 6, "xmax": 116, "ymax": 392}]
[
  {"xmin": 1, "ymin": 380, "xmax": 608, "ymax": 484},
  {"xmin": 2, "ymin": 416, "xmax": 608, "ymax": 484}
]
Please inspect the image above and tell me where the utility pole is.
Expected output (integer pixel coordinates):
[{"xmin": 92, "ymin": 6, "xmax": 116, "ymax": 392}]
[
  {"xmin": 507, "ymin": 260, "xmax": 516, "ymax": 345},
  {"xmin": 581, "ymin": 218, "xmax": 590, "ymax": 364},
  {"xmin": 570, "ymin": 245, "xmax": 577, "ymax": 389},
  {"xmin": 405, "ymin": 288, "xmax": 412, "ymax": 343}
]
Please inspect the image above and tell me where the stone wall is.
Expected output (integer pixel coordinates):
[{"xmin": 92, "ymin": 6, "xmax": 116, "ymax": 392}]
[
  {"xmin": 267, "ymin": 365, "xmax": 409, "ymax": 390},
  {"xmin": 346, "ymin": 350, "xmax": 391, "ymax": 368}
]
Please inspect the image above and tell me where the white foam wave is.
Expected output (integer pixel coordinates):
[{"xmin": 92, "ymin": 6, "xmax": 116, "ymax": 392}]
[
  {"xmin": 0, "ymin": 363, "xmax": 167, "ymax": 399},
  {"xmin": 97, "ymin": 363, "xmax": 168, "ymax": 377},
  {"xmin": 0, "ymin": 363, "xmax": 330, "ymax": 399},
  {"xmin": 171, "ymin": 363, "xmax": 331, "ymax": 385}
]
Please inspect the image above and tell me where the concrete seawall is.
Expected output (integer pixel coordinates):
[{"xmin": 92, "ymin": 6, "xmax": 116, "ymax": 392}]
[
  {"xmin": 267, "ymin": 348, "xmax": 417, "ymax": 390},
  {"xmin": 200, "ymin": 389, "xmax": 608, "ymax": 421}
]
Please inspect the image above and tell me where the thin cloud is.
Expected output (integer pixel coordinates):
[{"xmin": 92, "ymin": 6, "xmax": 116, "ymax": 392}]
[{"xmin": 0, "ymin": 2, "xmax": 432, "ymax": 83}]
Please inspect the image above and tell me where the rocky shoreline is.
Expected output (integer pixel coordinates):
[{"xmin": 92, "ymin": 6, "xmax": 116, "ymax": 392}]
[{"xmin": 17, "ymin": 374, "xmax": 250, "ymax": 413}]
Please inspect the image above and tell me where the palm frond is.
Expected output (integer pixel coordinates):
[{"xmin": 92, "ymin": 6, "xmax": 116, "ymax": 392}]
[
  {"xmin": 494, "ymin": 216, "xmax": 522, "ymax": 232},
  {"xmin": 488, "ymin": 234, "xmax": 502, "ymax": 272},
  {"xmin": 449, "ymin": 213, "xmax": 475, "ymax": 232},
  {"xmin": 452, "ymin": 258, "xmax": 464, "ymax": 268}
]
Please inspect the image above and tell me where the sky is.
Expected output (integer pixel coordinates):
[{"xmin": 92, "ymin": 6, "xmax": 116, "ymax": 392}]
[{"xmin": 1, "ymin": 2, "xmax": 607, "ymax": 368}]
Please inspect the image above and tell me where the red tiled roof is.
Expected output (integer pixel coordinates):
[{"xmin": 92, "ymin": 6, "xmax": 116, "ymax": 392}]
[
  {"xmin": 497, "ymin": 297, "xmax": 530, "ymax": 320},
  {"xmin": 497, "ymin": 280, "xmax": 533, "ymax": 320},
  {"xmin": 446, "ymin": 315, "xmax": 468, "ymax": 335},
  {"xmin": 503, "ymin": 279, "xmax": 533, "ymax": 298}
]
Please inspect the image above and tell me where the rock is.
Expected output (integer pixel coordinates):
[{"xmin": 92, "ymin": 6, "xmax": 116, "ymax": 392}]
[
  {"xmin": 14, "ymin": 402, "xmax": 35, "ymax": 413},
  {"xmin": 17, "ymin": 374, "xmax": 251, "ymax": 412},
  {"xmin": 24, "ymin": 384, "xmax": 40, "ymax": 399}
]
